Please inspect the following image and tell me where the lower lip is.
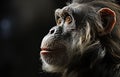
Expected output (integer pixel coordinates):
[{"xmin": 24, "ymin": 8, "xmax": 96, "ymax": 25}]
[{"xmin": 40, "ymin": 50, "xmax": 51, "ymax": 55}]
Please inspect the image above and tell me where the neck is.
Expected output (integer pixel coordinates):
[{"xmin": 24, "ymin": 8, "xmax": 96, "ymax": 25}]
[{"xmin": 62, "ymin": 41, "xmax": 106, "ymax": 77}]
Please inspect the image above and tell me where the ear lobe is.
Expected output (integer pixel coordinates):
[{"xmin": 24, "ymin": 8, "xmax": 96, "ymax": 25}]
[{"xmin": 98, "ymin": 8, "xmax": 116, "ymax": 36}]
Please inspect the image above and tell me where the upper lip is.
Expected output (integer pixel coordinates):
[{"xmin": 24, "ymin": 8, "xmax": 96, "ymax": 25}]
[
  {"xmin": 41, "ymin": 47, "xmax": 64, "ymax": 51},
  {"xmin": 41, "ymin": 48, "xmax": 54, "ymax": 51}
]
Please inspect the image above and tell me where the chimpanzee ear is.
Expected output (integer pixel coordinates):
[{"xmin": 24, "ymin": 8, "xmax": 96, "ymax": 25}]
[{"xmin": 98, "ymin": 8, "xmax": 116, "ymax": 36}]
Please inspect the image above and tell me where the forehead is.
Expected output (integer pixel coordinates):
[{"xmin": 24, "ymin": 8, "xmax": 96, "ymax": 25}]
[{"xmin": 55, "ymin": 3, "xmax": 84, "ymax": 16}]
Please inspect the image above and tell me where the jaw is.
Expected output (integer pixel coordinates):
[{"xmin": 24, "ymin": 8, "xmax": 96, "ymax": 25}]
[
  {"xmin": 40, "ymin": 50, "xmax": 69, "ymax": 73},
  {"xmin": 41, "ymin": 61, "xmax": 66, "ymax": 73},
  {"xmin": 40, "ymin": 49, "xmax": 68, "ymax": 64}
]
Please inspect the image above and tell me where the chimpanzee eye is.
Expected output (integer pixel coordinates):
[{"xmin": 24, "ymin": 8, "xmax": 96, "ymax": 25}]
[
  {"xmin": 65, "ymin": 16, "xmax": 72, "ymax": 24},
  {"xmin": 57, "ymin": 17, "xmax": 62, "ymax": 25}
]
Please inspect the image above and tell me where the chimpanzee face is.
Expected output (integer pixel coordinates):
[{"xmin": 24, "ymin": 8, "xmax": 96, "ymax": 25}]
[{"xmin": 40, "ymin": 2, "xmax": 116, "ymax": 72}]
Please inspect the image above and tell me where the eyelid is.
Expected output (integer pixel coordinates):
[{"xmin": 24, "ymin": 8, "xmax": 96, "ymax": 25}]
[{"xmin": 65, "ymin": 15, "xmax": 72, "ymax": 24}]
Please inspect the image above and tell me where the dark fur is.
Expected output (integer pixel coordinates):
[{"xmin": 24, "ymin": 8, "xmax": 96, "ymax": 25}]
[
  {"xmin": 40, "ymin": 0, "xmax": 120, "ymax": 77},
  {"xmin": 64, "ymin": 0, "xmax": 120, "ymax": 77}
]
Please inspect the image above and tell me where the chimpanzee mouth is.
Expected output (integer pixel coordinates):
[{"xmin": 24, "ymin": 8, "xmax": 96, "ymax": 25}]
[
  {"xmin": 40, "ymin": 48, "xmax": 54, "ymax": 55},
  {"xmin": 40, "ymin": 47, "xmax": 68, "ymax": 65},
  {"xmin": 41, "ymin": 47, "xmax": 64, "ymax": 54}
]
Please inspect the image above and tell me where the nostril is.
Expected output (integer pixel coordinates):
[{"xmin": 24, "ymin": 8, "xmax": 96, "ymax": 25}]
[{"xmin": 50, "ymin": 29, "xmax": 55, "ymax": 34}]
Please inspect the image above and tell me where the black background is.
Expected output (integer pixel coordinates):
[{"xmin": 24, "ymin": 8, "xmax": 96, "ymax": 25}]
[
  {"xmin": 0, "ymin": 0, "xmax": 67, "ymax": 77},
  {"xmin": 0, "ymin": 0, "xmax": 119, "ymax": 77}
]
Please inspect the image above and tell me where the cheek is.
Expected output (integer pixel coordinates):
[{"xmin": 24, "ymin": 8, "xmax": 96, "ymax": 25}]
[
  {"xmin": 70, "ymin": 33, "xmax": 82, "ymax": 52},
  {"xmin": 63, "ymin": 22, "xmax": 76, "ymax": 32}
]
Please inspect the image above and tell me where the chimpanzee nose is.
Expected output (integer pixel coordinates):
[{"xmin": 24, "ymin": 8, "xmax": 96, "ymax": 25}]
[
  {"xmin": 49, "ymin": 26, "xmax": 62, "ymax": 35},
  {"xmin": 49, "ymin": 29, "xmax": 55, "ymax": 34}
]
